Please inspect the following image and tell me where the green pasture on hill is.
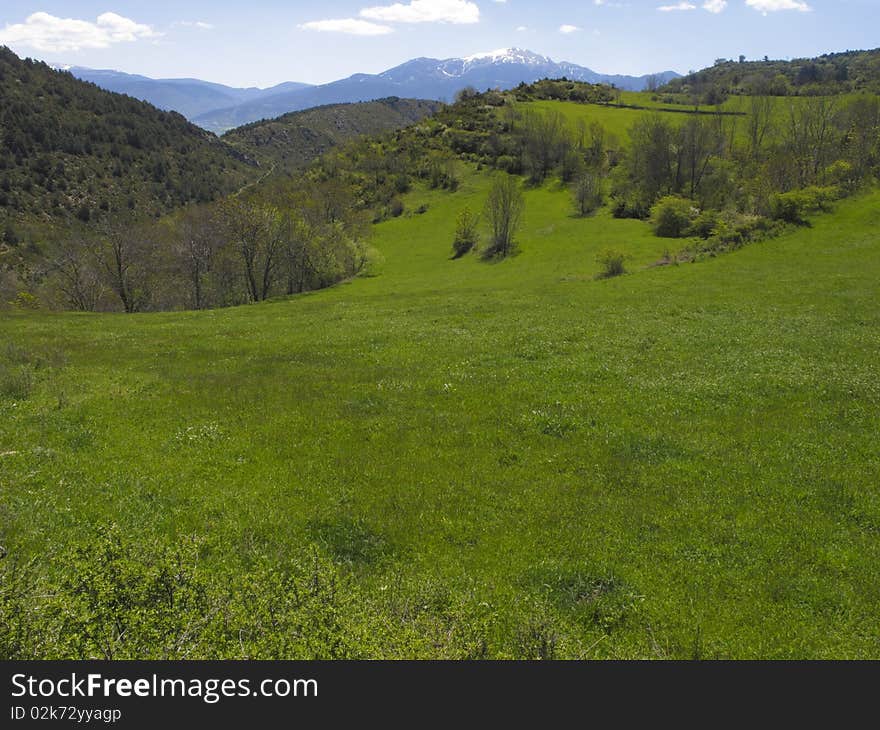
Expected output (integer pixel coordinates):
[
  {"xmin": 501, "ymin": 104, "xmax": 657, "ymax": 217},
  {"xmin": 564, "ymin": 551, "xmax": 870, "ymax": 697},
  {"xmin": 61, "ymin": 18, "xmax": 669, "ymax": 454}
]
[{"xmin": 1, "ymin": 157, "xmax": 879, "ymax": 658}]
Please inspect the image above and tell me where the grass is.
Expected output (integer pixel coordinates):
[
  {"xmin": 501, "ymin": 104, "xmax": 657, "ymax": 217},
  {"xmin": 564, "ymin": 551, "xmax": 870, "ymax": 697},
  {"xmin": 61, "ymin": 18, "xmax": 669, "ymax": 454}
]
[{"xmin": 1, "ymin": 164, "xmax": 879, "ymax": 658}]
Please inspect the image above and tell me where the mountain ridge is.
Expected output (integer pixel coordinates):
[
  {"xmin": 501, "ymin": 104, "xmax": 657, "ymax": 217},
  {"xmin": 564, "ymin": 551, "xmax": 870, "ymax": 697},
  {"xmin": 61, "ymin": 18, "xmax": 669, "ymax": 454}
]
[{"xmin": 55, "ymin": 49, "xmax": 678, "ymax": 134}]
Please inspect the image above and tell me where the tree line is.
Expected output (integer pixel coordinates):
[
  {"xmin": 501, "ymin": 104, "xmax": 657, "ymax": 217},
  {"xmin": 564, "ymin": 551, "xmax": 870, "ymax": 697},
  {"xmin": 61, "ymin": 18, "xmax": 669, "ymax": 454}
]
[{"xmin": 45, "ymin": 176, "xmax": 368, "ymax": 312}]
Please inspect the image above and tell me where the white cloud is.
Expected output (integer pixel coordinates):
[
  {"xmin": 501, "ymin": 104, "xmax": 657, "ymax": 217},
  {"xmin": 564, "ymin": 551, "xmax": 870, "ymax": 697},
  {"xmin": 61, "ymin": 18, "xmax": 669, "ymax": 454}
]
[
  {"xmin": 559, "ymin": 24, "xmax": 581, "ymax": 34},
  {"xmin": 175, "ymin": 21, "xmax": 215, "ymax": 30},
  {"xmin": 299, "ymin": 18, "xmax": 393, "ymax": 35},
  {"xmin": 745, "ymin": 0, "xmax": 810, "ymax": 13},
  {"xmin": 360, "ymin": 0, "xmax": 480, "ymax": 24},
  {"xmin": 0, "ymin": 11, "xmax": 158, "ymax": 53},
  {"xmin": 658, "ymin": 2, "xmax": 697, "ymax": 10},
  {"xmin": 703, "ymin": 0, "xmax": 728, "ymax": 12},
  {"xmin": 516, "ymin": 25, "xmax": 528, "ymax": 31}
]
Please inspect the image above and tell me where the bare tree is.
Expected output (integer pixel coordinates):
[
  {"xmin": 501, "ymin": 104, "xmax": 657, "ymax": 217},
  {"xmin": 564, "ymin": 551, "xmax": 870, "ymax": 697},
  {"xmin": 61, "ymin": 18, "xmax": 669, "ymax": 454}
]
[
  {"xmin": 220, "ymin": 200, "xmax": 281, "ymax": 302},
  {"xmin": 783, "ymin": 97, "xmax": 839, "ymax": 187},
  {"xmin": 484, "ymin": 175, "xmax": 524, "ymax": 258},
  {"xmin": 95, "ymin": 223, "xmax": 153, "ymax": 313},
  {"xmin": 747, "ymin": 95, "xmax": 777, "ymax": 161},
  {"xmin": 175, "ymin": 206, "xmax": 221, "ymax": 310},
  {"xmin": 53, "ymin": 237, "xmax": 104, "ymax": 311}
]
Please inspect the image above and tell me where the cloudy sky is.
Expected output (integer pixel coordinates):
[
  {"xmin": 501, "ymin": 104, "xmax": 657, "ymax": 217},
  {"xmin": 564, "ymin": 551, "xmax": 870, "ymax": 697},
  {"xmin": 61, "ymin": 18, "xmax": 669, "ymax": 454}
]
[{"xmin": 0, "ymin": 1, "xmax": 875, "ymax": 87}]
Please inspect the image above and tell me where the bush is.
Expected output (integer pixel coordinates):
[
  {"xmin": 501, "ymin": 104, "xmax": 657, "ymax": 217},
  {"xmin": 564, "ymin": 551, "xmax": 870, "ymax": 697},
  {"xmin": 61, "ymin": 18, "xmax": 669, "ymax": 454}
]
[
  {"xmin": 496, "ymin": 155, "xmax": 521, "ymax": 175},
  {"xmin": 650, "ymin": 196, "xmax": 700, "ymax": 238},
  {"xmin": 769, "ymin": 186, "xmax": 838, "ymax": 224},
  {"xmin": 596, "ymin": 249, "xmax": 627, "ymax": 279},
  {"xmin": 388, "ymin": 198, "xmax": 405, "ymax": 218},
  {"xmin": 611, "ymin": 195, "xmax": 650, "ymax": 220},
  {"xmin": 688, "ymin": 210, "xmax": 720, "ymax": 239},
  {"xmin": 452, "ymin": 207, "xmax": 480, "ymax": 258}
]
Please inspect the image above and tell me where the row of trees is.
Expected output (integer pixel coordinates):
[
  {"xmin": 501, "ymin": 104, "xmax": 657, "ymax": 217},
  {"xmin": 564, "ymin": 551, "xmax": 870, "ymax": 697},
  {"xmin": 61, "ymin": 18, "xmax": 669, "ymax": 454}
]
[
  {"xmin": 46, "ymin": 178, "xmax": 368, "ymax": 312},
  {"xmin": 612, "ymin": 94, "xmax": 880, "ymax": 220}
]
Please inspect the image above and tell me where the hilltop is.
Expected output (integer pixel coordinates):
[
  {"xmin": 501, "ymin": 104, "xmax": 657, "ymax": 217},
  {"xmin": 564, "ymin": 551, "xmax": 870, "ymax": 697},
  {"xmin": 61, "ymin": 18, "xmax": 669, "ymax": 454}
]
[{"xmin": 223, "ymin": 98, "xmax": 442, "ymax": 174}]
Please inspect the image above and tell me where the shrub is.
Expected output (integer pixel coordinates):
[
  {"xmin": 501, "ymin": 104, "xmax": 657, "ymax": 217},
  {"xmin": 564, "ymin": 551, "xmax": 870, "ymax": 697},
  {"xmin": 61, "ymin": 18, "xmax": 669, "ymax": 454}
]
[
  {"xmin": 496, "ymin": 155, "xmax": 521, "ymax": 175},
  {"xmin": 8, "ymin": 291, "xmax": 40, "ymax": 310},
  {"xmin": 452, "ymin": 207, "xmax": 480, "ymax": 258},
  {"xmin": 769, "ymin": 186, "xmax": 838, "ymax": 224},
  {"xmin": 388, "ymin": 198, "xmax": 405, "ymax": 218},
  {"xmin": 611, "ymin": 195, "xmax": 650, "ymax": 220},
  {"xmin": 650, "ymin": 196, "xmax": 700, "ymax": 238},
  {"xmin": 596, "ymin": 249, "xmax": 627, "ymax": 279},
  {"xmin": 688, "ymin": 209, "xmax": 720, "ymax": 239}
]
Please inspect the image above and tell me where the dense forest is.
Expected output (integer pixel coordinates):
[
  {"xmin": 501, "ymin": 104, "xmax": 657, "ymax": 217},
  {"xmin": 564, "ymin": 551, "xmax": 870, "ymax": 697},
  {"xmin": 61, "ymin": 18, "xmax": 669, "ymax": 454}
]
[
  {"xmin": 0, "ymin": 47, "xmax": 257, "ymax": 227},
  {"xmin": 663, "ymin": 48, "xmax": 880, "ymax": 103}
]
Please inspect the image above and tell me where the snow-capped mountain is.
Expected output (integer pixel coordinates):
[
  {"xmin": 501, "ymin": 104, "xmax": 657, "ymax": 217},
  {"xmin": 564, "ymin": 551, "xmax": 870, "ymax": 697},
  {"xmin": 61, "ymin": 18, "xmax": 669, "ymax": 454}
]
[{"xmin": 194, "ymin": 49, "xmax": 679, "ymax": 133}]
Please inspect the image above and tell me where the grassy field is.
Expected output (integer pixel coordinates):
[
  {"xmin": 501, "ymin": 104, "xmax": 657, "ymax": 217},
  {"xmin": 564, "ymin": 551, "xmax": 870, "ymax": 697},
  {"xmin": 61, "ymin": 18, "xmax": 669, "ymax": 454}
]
[{"xmin": 1, "ymin": 162, "xmax": 879, "ymax": 658}]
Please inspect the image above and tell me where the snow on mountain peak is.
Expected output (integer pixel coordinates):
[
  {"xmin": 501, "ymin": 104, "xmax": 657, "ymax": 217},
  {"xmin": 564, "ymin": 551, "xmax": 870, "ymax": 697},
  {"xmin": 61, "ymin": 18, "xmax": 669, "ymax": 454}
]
[{"xmin": 462, "ymin": 48, "xmax": 551, "ymax": 66}]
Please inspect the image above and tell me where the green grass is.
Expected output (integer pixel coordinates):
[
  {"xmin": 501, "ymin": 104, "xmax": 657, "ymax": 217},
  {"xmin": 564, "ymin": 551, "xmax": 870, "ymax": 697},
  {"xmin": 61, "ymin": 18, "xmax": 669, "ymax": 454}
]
[{"xmin": 1, "ymin": 172, "xmax": 879, "ymax": 659}]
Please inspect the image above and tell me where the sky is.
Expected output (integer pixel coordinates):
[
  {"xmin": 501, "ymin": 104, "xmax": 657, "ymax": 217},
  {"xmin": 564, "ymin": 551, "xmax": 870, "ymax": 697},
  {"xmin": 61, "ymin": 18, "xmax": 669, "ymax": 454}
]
[{"xmin": 0, "ymin": 1, "xmax": 876, "ymax": 88}]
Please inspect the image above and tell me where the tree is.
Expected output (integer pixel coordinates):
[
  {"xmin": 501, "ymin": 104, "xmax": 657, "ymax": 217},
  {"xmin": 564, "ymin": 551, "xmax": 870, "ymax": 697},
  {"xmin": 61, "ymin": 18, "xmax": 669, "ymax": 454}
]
[
  {"xmin": 622, "ymin": 114, "xmax": 677, "ymax": 206},
  {"xmin": 219, "ymin": 200, "xmax": 281, "ymax": 302},
  {"xmin": 52, "ymin": 237, "xmax": 104, "ymax": 312},
  {"xmin": 484, "ymin": 175, "xmax": 524, "ymax": 258},
  {"xmin": 519, "ymin": 109, "xmax": 567, "ymax": 184},
  {"xmin": 782, "ymin": 97, "xmax": 839, "ymax": 188},
  {"xmin": 747, "ymin": 95, "xmax": 777, "ymax": 161},
  {"xmin": 95, "ymin": 222, "xmax": 154, "ymax": 313},
  {"xmin": 678, "ymin": 114, "xmax": 725, "ymax": 201},
  {"xmin": 573, "ymin": 173, "xmax": 603, "ymax": 216},
  {"xmin": 174, "ymin": 206, "xmax": 220, "ymax": 310}
]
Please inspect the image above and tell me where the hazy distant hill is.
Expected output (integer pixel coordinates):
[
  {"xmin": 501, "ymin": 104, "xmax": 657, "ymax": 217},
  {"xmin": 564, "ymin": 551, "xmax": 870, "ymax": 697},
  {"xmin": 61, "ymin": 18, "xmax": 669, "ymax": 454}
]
[
  {"xmin": 0, "ymin": 47, "xmax": 256, "ymax": 225},
  {"xmin": 223, "ymin": 98, "xmax": 442, "ymax": 173},
  {"xmin": 194, "ymin": 49, "xmax": 680, "ymax": 133},
  {"xmin": 61, "ymin": 66, "xmax": 312, "ymax": 121}
]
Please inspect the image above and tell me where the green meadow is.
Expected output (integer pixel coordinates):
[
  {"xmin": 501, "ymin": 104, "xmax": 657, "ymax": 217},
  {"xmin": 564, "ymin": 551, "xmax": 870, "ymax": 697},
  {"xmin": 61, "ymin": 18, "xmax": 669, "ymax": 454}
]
[
  {"xmin": 1, "ymin": 103, "xmax": 879, "ymax": 658},
  {"xmin": 0, "ymin": 169, "xmax": 880, "ymax": 658}
]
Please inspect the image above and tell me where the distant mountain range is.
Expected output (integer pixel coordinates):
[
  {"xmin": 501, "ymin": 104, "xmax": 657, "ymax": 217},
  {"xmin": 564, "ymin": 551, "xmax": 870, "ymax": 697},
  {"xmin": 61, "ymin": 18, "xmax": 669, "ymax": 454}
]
[
  {"xmin": 61, "ymin": 49, "xmax": 680, "ymax": 134},
  {"xmin": 56, "ymin": 66, "xmax": 313, "ymax": 121}
]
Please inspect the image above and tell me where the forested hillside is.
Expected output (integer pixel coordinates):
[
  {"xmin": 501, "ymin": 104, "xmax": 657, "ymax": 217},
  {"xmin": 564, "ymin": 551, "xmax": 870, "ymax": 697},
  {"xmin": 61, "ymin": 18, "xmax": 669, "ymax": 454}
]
[
  {"xmin": 224, "ymin": 98, "xmax": 442, "ymax": 174},
  {"xmin": 663, "ymin": 48, "xmax": 880, "ymax": 102},
  {"xmin": 0, "ymin": 47, "xmax": 256, "ymax": 227}
]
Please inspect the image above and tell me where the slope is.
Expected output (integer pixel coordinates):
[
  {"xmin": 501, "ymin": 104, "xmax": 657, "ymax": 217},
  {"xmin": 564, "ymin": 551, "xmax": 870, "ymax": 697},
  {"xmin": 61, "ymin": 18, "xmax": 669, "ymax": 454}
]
[{"xmin": 0, "ymin": 47, "xmax": 257, "ymax": 227}]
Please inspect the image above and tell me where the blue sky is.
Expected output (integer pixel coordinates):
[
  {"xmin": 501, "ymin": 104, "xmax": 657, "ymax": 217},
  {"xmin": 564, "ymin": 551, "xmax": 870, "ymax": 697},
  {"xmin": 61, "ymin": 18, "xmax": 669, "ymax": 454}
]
[{"xmin": 0, "ymin": 1, "xmax": 876, "ymax": 88}]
